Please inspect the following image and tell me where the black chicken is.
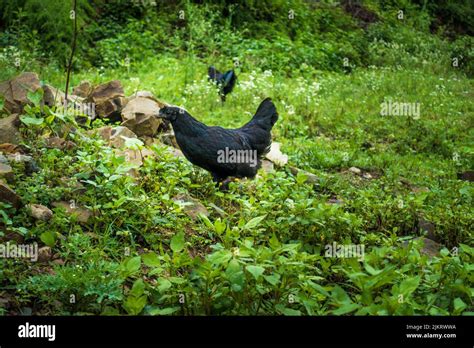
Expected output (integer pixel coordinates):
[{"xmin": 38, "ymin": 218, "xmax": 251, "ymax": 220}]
[
  {"xmin": 157, "ymin": 98, "xmax": 278, "ymax": 186},
  {"xmin": 208, "ymin": 66, "xmax": 237, "ymax": 102}
]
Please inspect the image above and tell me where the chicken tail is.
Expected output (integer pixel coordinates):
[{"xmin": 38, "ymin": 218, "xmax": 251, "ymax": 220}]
[
  {"xmin": 247, "ymin": 98, "xmax": 278, "ymax": 131},
  {"xmin": 208, "ymin": 66, "xmax": 221, "ymax": 81}
]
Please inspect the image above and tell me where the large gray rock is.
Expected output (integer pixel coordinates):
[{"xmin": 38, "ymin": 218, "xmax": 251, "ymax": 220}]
[
  {"xmin": 121, "ymin": 97, "xmax": 163, "ymax": 137},
  {"xmin": 0, "ymin": 72, "xmax": 41, "ymax": 114},
  {"xmin": 0, "ymin": 114, "xmax": 22, "ymax": 145},
  {"xmin": 85, "ymin": 80, "xmax": 126, "ymax": 119}
]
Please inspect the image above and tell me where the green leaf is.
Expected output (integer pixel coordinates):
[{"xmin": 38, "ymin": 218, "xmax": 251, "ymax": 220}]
[
  {"xmin": 20, "ymin": 115, "xmax": 44, "ymax": 126},
  {"xmin": 246, "ymin": 265, "xmax": 265, "ymax": 280},
  {"xmin": 214, "ymin": 219, "xmax": 226, "ymax": 235},
  {"xmin": 40, "ymin": 231, "xmax": 56, "ymax": 247},
  {"xmin": 332, "ymin": 303, "xmax": 360, "ymax": 315},
  {"xmin": 207, "ymin": 249, "xmax": 233, "ymax": 266},
  {"xmin": 332, "ymin": 285, "xmax": 351, "ymax": 305},
  {"xmin": 296, "ymin": 171, "xmax": 308, "ymax": 185},
  {"xmin": 264, "ymin": 274, "xmax": 280, "ymax": 286},
  {"xmin": 275, "ymin": 304, "xmax": 301, "ymax": 316},
  {"xmin": 123, "ymin": 295, "xmax": 147, "ymax": 315},
  {"xmin": 244, "ymin": 215, "xmax": 266, "ymax": 230},
  {"xmin": 157, "ymin": 278, "xmax": 172, "ymax": 293},
  {"xmin": 453, "ymin": 298, "xmax": 467, "ymax": 314},
  {"xmin": 399, "ymin": 276, "xmax": 421, "ymax": 295},
  {"xmin": 129, "ymin": 279, "xmax": 145, "ymax": 297},
  {"xmin": 126, "ymin": 256, "xmax": 142, "ymax": 275},
  {"xmin": 123, "ymin": 137, "xmax": 144, "ymax": 149},
  {"xmin": 142, "ymin": 252, "xmax": 161, "ymax": 267},
  {"xmin": 147, "ymin": 306, "xmax": 180, "ymax": 315},
  {"xmin": 226, "ymin": 259, "xmax": 245, "ymax": 292},
  {"xmin": 199, "ymin": 214, "xmax": 214, "ymax": 230},
  {"xmin": 27, "ymin": 89, "xmax": 43, "ymax": 107},
  {"xmin": 170, "ymin": 231, "xmax": 185, "ymax": 253}
]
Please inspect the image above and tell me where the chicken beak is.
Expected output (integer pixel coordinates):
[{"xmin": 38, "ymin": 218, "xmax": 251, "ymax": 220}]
[{"xmin": 156, "ymin": 108, "xmax": 167, "ymax": 119}]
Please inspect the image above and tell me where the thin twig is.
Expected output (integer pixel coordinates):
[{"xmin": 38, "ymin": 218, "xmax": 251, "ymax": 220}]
[{"xmin": 64, "ymin": 0, "xmax": 78, "ymax": 106}]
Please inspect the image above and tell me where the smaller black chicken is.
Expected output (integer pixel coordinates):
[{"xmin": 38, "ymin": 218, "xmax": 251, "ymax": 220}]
[
  {"xmin": 157, "ymin": 98, "xmax": 278, "ymax": 188},
  {"xmin": 208, "ymin": 66, "xmax": 237, "ymax": 102}
]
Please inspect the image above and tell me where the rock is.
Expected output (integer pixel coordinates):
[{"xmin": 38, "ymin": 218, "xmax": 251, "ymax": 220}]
[
  {"xmin": 37, "ymin": 246, "xmax": 52, "ymax": 262},
  {"xmin": 164, "ymin": 145, "xmax": 184, "ymax": 158},
  {"xmin": 113, "ymin": 147, "xmax": 152, "ymax": 179},
  {"xmin": 265, "ymin": 142, "xmax": 288, "ymax": 166},
  {"xmin": 289, "ymin": 166, "xmax": 319, "ymax": 184},
  {"xmin": 45, "ymin": 136, "xmax": 76, "ymax": 150},
  {"xmin": 52, "ymin": 201, "xmax": 92, "ymax": 223},
  {"xmin": 402, "ymin": 237, "xmax": 442, "ymax": 257},
  {"xmin": 72, "ymin": 81, "xmax": 92, "ymax": 98},
  {"xmin": 173, "ymin": 193, "xmax": 209, "ymax": 220},
  {"xmin": 94, "ymin": 126, "xmax": 113, "ymax": 142},
  {"xmin": 52, "ymin": 258, "xmax": 65, "ymax": 266},
  {"xmin": 362, "ymin": 172, "xmax": 373, "ymax": 179},
  {"xmin": 418, "ymin": 217, "xmax": 436, "ymax": 240},
  {"xmin": 0, "ymin": 143, "xmax": 23, "ymax": 154},
  {"xmin": 58, "ymin": 177, "xmax": 86, "ymax": 194},
  {"xmin": 0, "ymin": 230, "xmax": 24, "ymax": 244},
  {"xmin": 42, "ymin": 84, "xmax": 66, "ymax": 108},
  {"xmin": 88, "ymin": 125, "xmax": 139, "ymax": 148},
  {"xmin": 0, "ymin": 181, "xmax": 21, "ymax": 208},
  {"xmin": 416, "ymin": 237, "xmax": 442, "ymax": 257},
  {"xmin": 159, "ymin": 131, "xmax": 179, "ymax": 148},
  {"xmin": 0, "ymin": 72, "xmax": 41, "ymax": 114},
  {"xmin": 349, "ymin": 167, "xmax": 362, "ymax": 175},
  {"xmin": 133, "ymin": 90, "xmax": 154, "ymax": 99},
  {"xmin": 327, "ymin": 197, "xmax": 344, "ymax": 205},
  {"xmin": 411, "ymin": 186, "xmax": 429, "ymax": 193},
  {"xmin": 85, "ymin": 80, "xmax": 126, "ymax": 119},
  {"xmin": 457, "ymin": 171, "xmax": 474, "ymax": 182},
  {"xmin": 28, "ymin": 204, "xmax": 53, "ymax": 221},
  {"xmin": 5, "ymin": 153, "xmax": 39, "ymax": 176},
  {"xmin": 261, "ymin": 159, "xmax": 274, "ymax": 173},
  {"xmin": 0, "ymin": 114, "xmax": 22, "ymax": 145},
  {"xmin": 121, "ymin": 97, "xmax": 163, "ymax": 137},
  {"xmin": 109, "ymin": 126, "xmax": 138, "ymax": 148},
  {"xmin": 0, "ymin": 163, "xmax": 14, "ymax": 182},
  {"xmin": 6, "ymin": 153, "xmax": 33, "ymax": 163}
]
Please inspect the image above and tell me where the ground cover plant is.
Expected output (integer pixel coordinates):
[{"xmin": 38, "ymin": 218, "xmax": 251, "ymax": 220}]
[{"xmin": 0, "ymin": 0, "xmax": 472, "ymax": 316}]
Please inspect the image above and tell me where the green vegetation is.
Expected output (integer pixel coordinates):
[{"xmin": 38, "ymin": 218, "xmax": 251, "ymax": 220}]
[{"xmin": 0, "ymin": 0, "xmax": 472, "ymax": 315}]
